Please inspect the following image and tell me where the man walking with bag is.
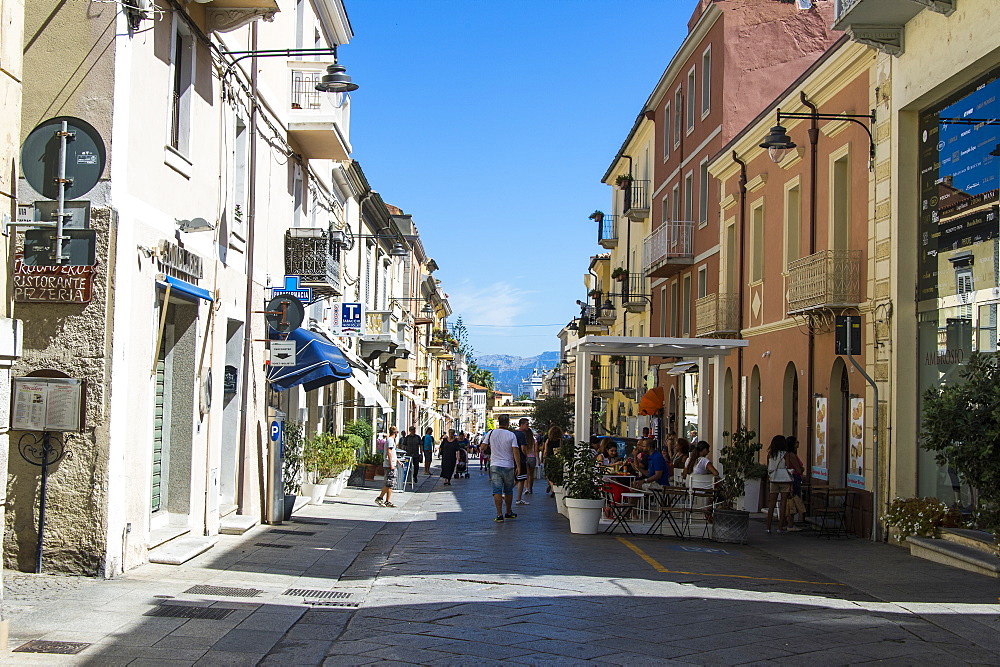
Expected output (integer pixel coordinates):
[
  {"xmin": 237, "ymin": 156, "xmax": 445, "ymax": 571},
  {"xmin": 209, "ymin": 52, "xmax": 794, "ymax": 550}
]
[
  {"xmin": 401, "ymin": 426, "xmax": 423, "ymax": 483},
  {"xmin": 485, "ymin": 414, "xmax": 522, "ymax": 523}
]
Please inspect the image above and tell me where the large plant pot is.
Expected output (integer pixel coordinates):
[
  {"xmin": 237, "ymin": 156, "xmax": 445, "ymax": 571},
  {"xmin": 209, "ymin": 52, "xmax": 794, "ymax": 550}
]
[
  {"xmin": 349, "ymin": 465, "xmax": 366, "ymax": 487},
  {"xmin": 712, "ymin": 508, "xmax": 750, "ymax": 544},
  {"xmin": 282, "ymin": 494, "xmax": 297, "ymax": 521},
  {"xmin": 320, "ymin": 477, "xmax": 339, "ymax": 496},
  {"xmin": 552, "ymin": 485, "xmax": 567, "ymax": 516},
  {"xmin": 364, "ymin": 464, "xmax": 379, "ymax": 480},
  {"xmin": 302, "ymin": 483, "xmax": 328, "ymax": 505},
  {"xmin": 564, "ymin": 497, "xmax": 606, "ymax": 534}
]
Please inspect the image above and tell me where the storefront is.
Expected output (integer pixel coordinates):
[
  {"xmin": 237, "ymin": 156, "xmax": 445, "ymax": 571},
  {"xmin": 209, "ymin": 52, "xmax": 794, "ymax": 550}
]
[{"xmin": 915, "ymin": 63, "xmax": 1000, "ymax": 506}]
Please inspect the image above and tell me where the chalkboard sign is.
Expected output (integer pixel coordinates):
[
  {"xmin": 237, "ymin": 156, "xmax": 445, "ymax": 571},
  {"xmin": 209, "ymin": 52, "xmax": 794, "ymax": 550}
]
[{"xmin": 224, "ymin": 365, "xmax": 238, "ymax": 396}]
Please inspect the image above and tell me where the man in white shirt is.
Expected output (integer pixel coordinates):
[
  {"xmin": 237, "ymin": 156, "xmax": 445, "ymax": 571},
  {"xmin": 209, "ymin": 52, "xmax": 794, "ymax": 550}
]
[{"xmin": 485, "ymin": 414, "xmax": 522, "ymax": 522}]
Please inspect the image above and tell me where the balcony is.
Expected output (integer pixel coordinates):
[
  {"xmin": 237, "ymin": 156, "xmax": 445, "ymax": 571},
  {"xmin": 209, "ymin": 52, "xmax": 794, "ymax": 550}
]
[
  {"xmin": 642, "ymin": 221, "xmax": 694, "ymax": 277},
  {"xmin": 695, "ymin": 293, "xmax": 739, "ymax": 338},
  {"xmin": 786, "ymin": 250, "xmax": 863, "ymax": 315},
  {"xmin": 287, "ymin": 63, "xmax": 352, "ymax": 159},
  {"xmin": 595, "ymin": 360, "xmax": 641, "ymax": 398},
  {"xmin": 360, "ymin": 310, "xmax": 406, "ymax": 364},
  {"xmin": 413, "ymin": 366, "xmax": 430, "ymax": 387},
  {"xmin": 833, "ymin": 0, "xmax": 954, "ymax": 56},
  {"xmin": 624, "ymin": 180, "xmax": 650, "ymax": 221},
  {"xmin": 597, "ymin": 215, "xmax": 618, "ymax": 249},
  {"xmin": 436, "ymin": 387, "xmax": 453, "ymax": 404},
  {"xmin": 284, "ymin": 228, "xmax": 341, "ymax": 298},
  {"xmin": 618, "ymin": 273, "xmax": 649, "ymax": 314}
]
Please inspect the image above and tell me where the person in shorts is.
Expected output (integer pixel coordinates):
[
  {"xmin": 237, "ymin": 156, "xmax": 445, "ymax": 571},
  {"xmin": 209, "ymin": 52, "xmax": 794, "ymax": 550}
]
[
  {"xmin": 422, "ymin": 427, "xmax": 435, "ymax": 475},
  {"xmin": 376, "ymin": 427, "xmax": 398, "ymax": 508},
  {"xmin": 485, "ymin": 414, "xmax": 522, "ymax": 522}
]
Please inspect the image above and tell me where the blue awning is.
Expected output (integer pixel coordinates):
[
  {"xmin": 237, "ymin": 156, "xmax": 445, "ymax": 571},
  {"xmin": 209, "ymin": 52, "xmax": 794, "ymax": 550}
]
[
  {"xmin": 267, "ymin": 327, "xmax": 352, "ymax": 392},
  {"xmin": 157, "ymin": 275, "xmax": 214, "ymax": 302}
]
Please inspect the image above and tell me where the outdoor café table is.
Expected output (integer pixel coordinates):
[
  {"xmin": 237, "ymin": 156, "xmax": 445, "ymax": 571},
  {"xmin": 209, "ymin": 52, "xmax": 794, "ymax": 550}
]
[{"xmin": 646, "ymin": 486, "xmax": 689, "ymax": 538}]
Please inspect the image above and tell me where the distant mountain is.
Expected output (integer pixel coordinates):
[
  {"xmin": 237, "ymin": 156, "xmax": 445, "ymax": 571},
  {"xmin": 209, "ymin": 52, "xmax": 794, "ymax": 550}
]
[{"xmin": 477, "ymin": 351, "xmax": 560, "ymax": 396}]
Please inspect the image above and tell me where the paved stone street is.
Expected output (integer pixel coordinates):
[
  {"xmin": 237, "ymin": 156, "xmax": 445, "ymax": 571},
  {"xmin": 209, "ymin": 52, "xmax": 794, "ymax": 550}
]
[{"xmin": 3, "ymin": 461, "xmax": 999, "ymax": 666}]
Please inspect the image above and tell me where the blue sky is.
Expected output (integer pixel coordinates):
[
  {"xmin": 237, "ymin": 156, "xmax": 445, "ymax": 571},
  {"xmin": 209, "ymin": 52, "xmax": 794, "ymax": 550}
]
[{"xmin": 345, "ymin": 1, "xmax": 690, "ymax": 359}]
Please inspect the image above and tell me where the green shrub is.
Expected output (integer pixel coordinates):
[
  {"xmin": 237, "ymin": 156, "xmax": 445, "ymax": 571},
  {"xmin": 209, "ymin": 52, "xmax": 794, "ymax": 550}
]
[
  {"xmin": 884, "ymin": 497, "xmax": 948, "ymax": 541},
  {"xmin": 565, "ymin": 442, "xmax": 604, "ymax": 500},
  {"xmin": 344, "ymin": 418, "xmax": 373, "ymax": 444}
]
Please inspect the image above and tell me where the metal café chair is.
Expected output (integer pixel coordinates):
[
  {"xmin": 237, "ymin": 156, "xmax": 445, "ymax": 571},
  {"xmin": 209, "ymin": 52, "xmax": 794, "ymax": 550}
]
[{"xmin": 602, "ymin": 487, "xmax": 634, "ymax": 535}]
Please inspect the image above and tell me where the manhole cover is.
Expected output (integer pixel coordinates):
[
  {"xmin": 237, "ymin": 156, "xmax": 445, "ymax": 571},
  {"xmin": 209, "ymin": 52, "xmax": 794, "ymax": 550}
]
[
  {"xmin": 283, "ymin": 589, "xmax": 351, "ymax": 599},
  {"xmin": 145, "ymin": 605, "xmax": 235, "ymax": 620},
  {"xmin": 269, "ymin": 529, "xmax": 316, "ymax": 536},
  {"xmin": 14, "ymin": 640, "xmax": 91, "ymax": 655},
  {"xmin": 307, "ymin": 600, "xmax": 360, "ymax": 608},
  {"xmin": 255, "ymin": 542, "xmax": 292, "ymax": 549},
  {"xmin": 184, "ymin": 585, "xmax": 263, "ymax": 598}
]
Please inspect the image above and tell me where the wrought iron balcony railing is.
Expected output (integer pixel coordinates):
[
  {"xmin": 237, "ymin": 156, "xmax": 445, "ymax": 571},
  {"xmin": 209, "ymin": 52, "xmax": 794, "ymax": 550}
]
[
  {"xmin": 593, "ymin": 360, "xmax": 641, "ymax": 397},
  {"xmin": 786, "ymin": 249, "xmax": 863, "ymax": 314},
  {"xmin": 597, "ymin": 215, "xmax": 618, "ymax": 249},
  {"xmin": 619, "ymin": 273, "xmax": 649, "ymax": 312},
  {"xmin": 284, "ymin": 228, "xmax": 341, "ymax": 298},
  {"xmin": 642, "ymin": 221, "xmax": 694, "ymax": 275},
  {"xmin": 436, "ymin": 387, "xmax": 453, "ymax": 402},
  {"xmin": 695, "ymin": 293, "xmax": 739, "ymax": 337},
  {"xmin": 624, "ymin": 180, "xmax": 650, "ymax": 221}
]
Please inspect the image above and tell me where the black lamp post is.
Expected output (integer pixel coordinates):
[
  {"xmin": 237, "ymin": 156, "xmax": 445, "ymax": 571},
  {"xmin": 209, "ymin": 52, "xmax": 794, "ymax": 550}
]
[
  {"xmin": 223, "ymin": 45, "xmax": 358, "ymax": 93},
  {"xmin": 760, "ymin": 107, "xmax": 876, "ymax": 170}
]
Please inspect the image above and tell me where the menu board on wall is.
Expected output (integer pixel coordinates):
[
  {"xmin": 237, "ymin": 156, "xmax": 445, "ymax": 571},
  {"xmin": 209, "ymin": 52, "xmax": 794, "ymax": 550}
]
[
  {"xmin": 11, "ymin": 377, "xmax": 84, "ymax": 432},
  {"xmin": 813, "ymin": 397, "xmax": 828, "ymax": 481},
  {"xmin": 847, "ymin": 397, "xmax": 865, "ymax": 490}
]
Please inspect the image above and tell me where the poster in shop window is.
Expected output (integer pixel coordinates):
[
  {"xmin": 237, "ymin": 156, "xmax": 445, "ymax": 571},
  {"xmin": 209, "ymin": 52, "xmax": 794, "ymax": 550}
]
[
  {"xmin": 847, "ymin": 398, "xmax": 865, "ymax": 490},
  {"xmin": 813, "ymin": 396, "xmax": 828, "ymax": 481},
  {"xmin": 11, "ymin": 377, "xmax": 84, "ymax": 432}
]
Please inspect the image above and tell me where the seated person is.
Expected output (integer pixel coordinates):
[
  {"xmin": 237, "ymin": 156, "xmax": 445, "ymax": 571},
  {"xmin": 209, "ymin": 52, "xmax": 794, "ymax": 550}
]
[
  {"xmin": 600, "ymin": 439, "xmax": 620, "ymax": 466},
  {"xmin": 683, "ymin": 440, "xmax": 719, "ymax": 482},
  {"xmin": 633, "ymin": 439, "xmax": 671, "ymax": 492}
]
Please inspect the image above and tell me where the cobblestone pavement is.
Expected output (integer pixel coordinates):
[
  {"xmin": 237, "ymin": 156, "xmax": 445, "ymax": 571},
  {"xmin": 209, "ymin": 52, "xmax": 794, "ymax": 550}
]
[{"xmin": 3, "ymin": 461, "xmax": 999, "ymax": 665}]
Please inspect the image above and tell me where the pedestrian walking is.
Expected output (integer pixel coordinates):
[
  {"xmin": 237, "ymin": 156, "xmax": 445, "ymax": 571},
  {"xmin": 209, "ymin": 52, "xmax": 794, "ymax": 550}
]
[
  {"xmin": 485, "ymin": 415, "xmax": 522, "ymax": 522},
  {"xmin": 375, "ymin": 426, "xmax": 399, "ymax": 507},
  {"xmin": 401, "ymin": 426, "xmax": 423, "ymax": 482},
  {"xmin": 785, "ymin": 436, "xmax": 806, "ymax": 529},
  {"xmin": 515, "ymin": 418, "xmax": 536, "ymax": 503},
  {"xmin": 766, "ymin": 435, "xmax": 794, "ymax": 533},
  {"xmin": 422, "ymin": 427, "xmax": 435, "ymax": 475},
  {"xmin": 439, "ymin": 429, "xmax": 459, "ymax": 485},
  {"xmin": 540, "ymin": 425, "xmax": 564, "ymax": 495},
  {"xmin": 479, "ymin": 432, "xmax": 491, "ymax": 472}
]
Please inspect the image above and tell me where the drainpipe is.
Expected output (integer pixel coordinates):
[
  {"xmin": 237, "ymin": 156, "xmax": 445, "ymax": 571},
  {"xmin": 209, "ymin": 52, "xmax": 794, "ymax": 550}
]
[
  {"xmin": 731, "ymin": 152, "xmax": 747, "ymax": 429},
  {"xmin": 237, "ymin": 24, "xmax": 260, "ymax": 518},
  {"xmin": 803, "ymin": 91, "xmax": 819, "ymax": 486}
]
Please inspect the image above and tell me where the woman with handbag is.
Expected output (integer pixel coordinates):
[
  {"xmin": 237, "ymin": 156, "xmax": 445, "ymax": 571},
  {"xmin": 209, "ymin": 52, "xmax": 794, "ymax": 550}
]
[{"xmin": 766, "ymin": 435, "xmax": 794, "ymax": 533}]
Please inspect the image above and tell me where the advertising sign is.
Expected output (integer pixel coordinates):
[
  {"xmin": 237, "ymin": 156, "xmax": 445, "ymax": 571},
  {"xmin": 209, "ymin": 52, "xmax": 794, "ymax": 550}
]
[
  {"xmin": 332, "ymin": 302, "xmax": 364, "ymax": 337},
  {"xmin": 813, "ymin": 396, "xmax": 828, "ymax": 481},
  {"xmin": 270, "ymin": 341, "xmax": 297, "ymax": 367},
  {"xmin": 847, "ymin": 397, "xmax": 865, "ymax": 490},
  {"xmin": 13, "ymin": 254, "xmax": 94, "ymax": 303},
  {"xmin": 12, "ymin": 377, "xmax": 84, "ymax": 432}
]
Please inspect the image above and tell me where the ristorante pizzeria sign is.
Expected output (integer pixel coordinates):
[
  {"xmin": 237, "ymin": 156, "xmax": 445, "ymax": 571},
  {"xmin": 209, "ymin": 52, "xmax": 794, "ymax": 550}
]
[{"xmin": 13, "ymin": 254, "xmax": 95, "ymax": 304}]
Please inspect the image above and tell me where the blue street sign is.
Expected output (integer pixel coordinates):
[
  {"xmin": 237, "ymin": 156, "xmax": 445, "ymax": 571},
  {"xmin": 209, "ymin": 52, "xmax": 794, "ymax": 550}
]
[
  {"xmin": 270, "ymin": 420, "xmax": 283, "ymax": 443},
  {"xmin": 271, "ymin": 275, "xmax": 312, "ymax": 302}
]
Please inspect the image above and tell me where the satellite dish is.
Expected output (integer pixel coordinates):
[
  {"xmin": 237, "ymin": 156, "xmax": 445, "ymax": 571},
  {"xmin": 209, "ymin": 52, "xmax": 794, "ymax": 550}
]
[{"xmin": 21, "ymin": 116, "xmax": 106, "ymax": 200}]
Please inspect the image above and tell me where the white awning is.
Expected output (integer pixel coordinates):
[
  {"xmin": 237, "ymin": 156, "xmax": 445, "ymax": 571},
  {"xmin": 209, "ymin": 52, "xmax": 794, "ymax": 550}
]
[
  {"xmin": 398, "ymin": 388, "xmax": 430, "ymax": 410},
  {"xmin": 347, "ymin": 370, "xmax": 392, "ymax": 414}
]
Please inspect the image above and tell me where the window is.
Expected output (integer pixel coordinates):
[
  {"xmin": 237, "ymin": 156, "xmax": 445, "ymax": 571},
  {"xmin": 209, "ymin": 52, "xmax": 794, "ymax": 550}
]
[
  {"xmin": 686, "ymin": 68, "xmax": 696, "ymax": 133},
  {"xmin": 699, "ymin": 160, "xmax": 709, "ymax": 226},
  {"xmin": 661, "ymin": 194, "xmax": 670, "ymax": 227},
  {"xmin": 659, "ymin": 286, "xmax": 667, "ymax": 336},
  {"xmin": 674, "ymin": 88, "xmax": 683, "ymax": 146},
  {"xmin": 670, "ymin": 281, "xmax": 679, "ymax": 336},
  {"xmin": 751, "ymin": 202, "xmax": 764, "ymax": 283},
  {"xmin": 663, "ymin": 102, "xmax": 671, "ymax": 159},
  {"xmin": 784, "ymin": 182, "xmax": 801, "ymax": 270},
  {"xmin": 682, "ymin": 274, "xmax": 692, "ymax": 336},
  {"xmin": 698, "ymin": 266, "xmax": 707, "ymax": 298},
  {"xmin": 292, "ymin": 164, "xmax": 304, "ymax": 228},
  {"xmin": 671, "ymin": 184, "xmax": 681, "ymax": 221},
  {"xmin": 169, "ymin": 23, "xmax": 194, "ymax": 155},
  {"xmin": 832, "ymin": 152, "xmax": 850, "ymax": 251},
  {"xmin": 724, "ymin": 222, "xmax": 737, "ymax": 293},
  {"xmin": 701, "ymin": 46, "xmax": 712, "ymax": 116},
  {"xmin": 684, "ymin": 172, "xmax": 694, "ymax": 221}
]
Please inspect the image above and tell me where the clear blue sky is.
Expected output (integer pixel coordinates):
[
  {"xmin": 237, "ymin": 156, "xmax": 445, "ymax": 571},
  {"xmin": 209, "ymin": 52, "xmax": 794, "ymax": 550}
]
[{"xmin": 345, "ymin": 1, "xmax": 691, "ymax": 359}]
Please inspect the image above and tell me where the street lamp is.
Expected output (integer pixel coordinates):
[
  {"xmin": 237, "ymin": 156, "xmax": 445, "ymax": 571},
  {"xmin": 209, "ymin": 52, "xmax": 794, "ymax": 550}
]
[
  {"xmin": 760, "ymin": 107, "xmax": 876, "ymax": 169},
  {"xmin": 223, "ymin": 45, "xmax": 359, "ymax": 93},
  {"xmin": 332, "ymin": 229, "xmax": 408, "ymax": 256}
]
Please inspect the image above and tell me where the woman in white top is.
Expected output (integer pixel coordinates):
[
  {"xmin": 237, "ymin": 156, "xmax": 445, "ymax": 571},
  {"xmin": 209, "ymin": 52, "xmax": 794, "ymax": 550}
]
[
  {"xmin": 765, "ymin": 435, "xmax": 795, "ymax": 533},
  {"xmin": 683, "ymin": 441, "xmax": 718, "ymax": 478}
]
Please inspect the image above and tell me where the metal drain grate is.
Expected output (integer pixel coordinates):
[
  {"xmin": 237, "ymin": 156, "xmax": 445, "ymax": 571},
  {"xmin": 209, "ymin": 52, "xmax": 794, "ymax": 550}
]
[
  {"xmin": 269, "ymin": 529, "xmax": 316, "ymax": 536},
  {"xmin": 307, "ymin": 600, "xmax": 361, "ymax": 608},
  {"xmin": 184, "ymin": 585, "xmax": 263, "ymax": 598},
  {"xmin": 283, "ymin": 589, "xmax": 352, "ymax": 599},
  {"xmin": 14, "ymin": 640, "xmax": 91, "ymax": 655},
  {"xmin": 255, "ymin": 542, "xmax": 293, "ymax": 549},
  {"xmin": 145, "ymin": 604, "xmax": 235, "ymax": 620}
]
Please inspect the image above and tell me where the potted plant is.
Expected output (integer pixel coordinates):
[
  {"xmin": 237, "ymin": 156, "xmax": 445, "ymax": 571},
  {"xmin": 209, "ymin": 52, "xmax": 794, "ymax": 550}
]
[
  {"xmin": 359, "ymin": 450, "xmax": 384, "ymax": 480},
  {"xmin": 301, "ymin": 433, "xmax": 330, "ymax": 505},
  {"xmin": 588, "ymin": 289, "xmax": 602, "ymax": 299},
  {"xmin": 744, "ymin": 463, "xmax": 768, "ymax": 513},
  {"xmin": 611, "ymin": 267, "xmax": 628, "ymax": 282},
  {"xmin": 589, "ymin": 210, "xmax": 605, "ymax": 223},
  {"xmin": 615, "ymin": 174, "xmax": 632, "ymax": 190},
  {"xmin": 282, "ymin": 420, "xmax": 305, "ymax": 520},
  {"xmin": 563, "ymin": 441, "xmax": 606, "ymax": 534},
  {"xmin": 543, "ymin": 446, "xmax": 567, "ymax": 516},
  {"xmin": 714, "ymin": 427, "xmax": 762, "ymax": 543}
]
